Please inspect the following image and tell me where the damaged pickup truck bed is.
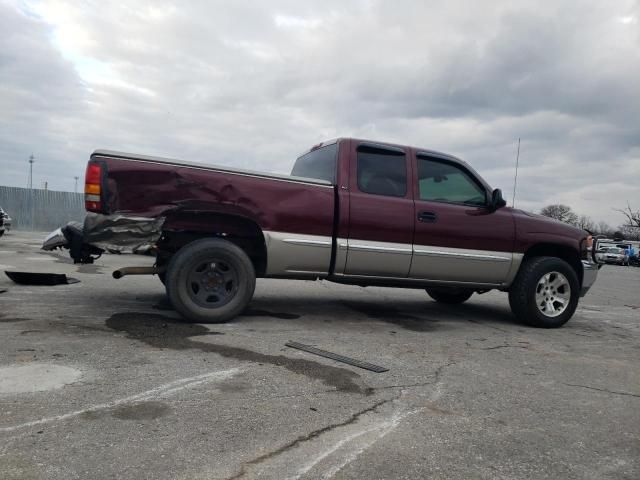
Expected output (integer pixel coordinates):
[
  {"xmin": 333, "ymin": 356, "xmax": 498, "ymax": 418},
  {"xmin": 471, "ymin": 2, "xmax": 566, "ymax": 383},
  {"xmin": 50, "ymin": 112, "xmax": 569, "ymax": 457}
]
[{"xmin": 45, "ymin": 138, "xmax": 601, "ymax": 327}]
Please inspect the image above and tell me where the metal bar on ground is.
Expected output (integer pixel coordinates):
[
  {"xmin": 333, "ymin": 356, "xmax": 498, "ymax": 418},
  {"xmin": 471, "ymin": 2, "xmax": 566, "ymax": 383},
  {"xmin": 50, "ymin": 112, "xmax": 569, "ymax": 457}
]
[{"xmin": 285, "ymin": 341, "xmax": 389, "ymax": 373}]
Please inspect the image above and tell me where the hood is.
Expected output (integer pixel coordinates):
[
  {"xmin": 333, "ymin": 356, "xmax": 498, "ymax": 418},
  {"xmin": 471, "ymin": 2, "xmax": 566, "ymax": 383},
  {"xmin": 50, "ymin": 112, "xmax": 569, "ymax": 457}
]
[{"xmin": 512, "ymin": 209, "xmax": 587, "ymax": 240}]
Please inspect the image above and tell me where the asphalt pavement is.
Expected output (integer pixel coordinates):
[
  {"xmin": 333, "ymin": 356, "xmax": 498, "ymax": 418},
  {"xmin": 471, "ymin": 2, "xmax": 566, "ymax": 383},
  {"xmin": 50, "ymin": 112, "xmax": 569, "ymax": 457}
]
[{"xmin": 1, "ymin": 230, "xmax": 638, "ymax": 480}]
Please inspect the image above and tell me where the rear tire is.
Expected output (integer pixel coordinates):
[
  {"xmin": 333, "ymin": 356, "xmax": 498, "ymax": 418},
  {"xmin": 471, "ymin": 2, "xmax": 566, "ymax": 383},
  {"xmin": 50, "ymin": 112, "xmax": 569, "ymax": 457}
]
[
  {"xmin": 508, "ymin": 256, "xmax": 579, "ymax": 328},
  {"xmin": 166, "ymin": 238, "xmax": 256, "ymax": 323},
  {"xmin": 426, "ymin": 288, "xmax": 473, "ymax": 304}
]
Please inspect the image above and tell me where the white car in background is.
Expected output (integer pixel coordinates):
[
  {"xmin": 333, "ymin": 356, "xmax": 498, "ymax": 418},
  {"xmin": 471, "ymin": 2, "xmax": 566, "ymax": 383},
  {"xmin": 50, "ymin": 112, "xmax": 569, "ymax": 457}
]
[{"xmin": 596, "ymin": 247, "xmax": 629, "ymax": 266}]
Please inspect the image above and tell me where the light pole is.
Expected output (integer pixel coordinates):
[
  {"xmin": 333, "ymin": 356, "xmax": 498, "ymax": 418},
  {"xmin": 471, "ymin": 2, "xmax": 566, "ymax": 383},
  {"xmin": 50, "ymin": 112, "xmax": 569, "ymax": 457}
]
[
  {"xmin": 74, "ymin": 176, "xmax": 79, "ymax": 193},
  {"xmin": 28, "ymin": 154, "xmax": 34, "ymax": 189},
  {"xmin": 28, "ymin": 154, "xmax": 35, "ymax": 230}
]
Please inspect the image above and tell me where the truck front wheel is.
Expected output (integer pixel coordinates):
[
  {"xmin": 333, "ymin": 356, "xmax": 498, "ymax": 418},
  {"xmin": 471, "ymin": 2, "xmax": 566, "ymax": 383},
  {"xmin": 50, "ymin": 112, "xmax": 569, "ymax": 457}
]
[
  {"xmin": 426, "ymin": 288, "xmax": 473, "ymax": 304},
  {"xmin": 508, "ymin": 256, "xmax": 579, "ymax": 328},
  {"xmin": 166, "ymin": 238, "xmax": 256, "ymax": 323}
]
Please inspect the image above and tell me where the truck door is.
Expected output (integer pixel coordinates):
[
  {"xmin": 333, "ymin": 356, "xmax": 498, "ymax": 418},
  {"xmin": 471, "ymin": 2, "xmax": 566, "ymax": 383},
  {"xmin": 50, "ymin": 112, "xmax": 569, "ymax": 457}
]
[
  {"xmin": 344, "ymin": 142, "xmax": 414, "ymax": 277},
  {"xmin": 410, "ymin": 152, "xmax": 516, "ymax": 284}
]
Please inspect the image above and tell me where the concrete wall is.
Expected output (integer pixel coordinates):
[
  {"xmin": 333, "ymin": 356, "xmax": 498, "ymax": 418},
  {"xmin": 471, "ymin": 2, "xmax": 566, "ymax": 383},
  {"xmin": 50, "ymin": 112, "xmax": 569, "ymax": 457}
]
[{"xmin": 0, "ymin": 186, "xmax": 85, "ymax": 231}]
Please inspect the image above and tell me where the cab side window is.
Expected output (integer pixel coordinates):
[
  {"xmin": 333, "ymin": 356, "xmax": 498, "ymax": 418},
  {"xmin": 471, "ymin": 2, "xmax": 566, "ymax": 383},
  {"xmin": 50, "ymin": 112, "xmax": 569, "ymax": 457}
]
[
  {"xmin": 417, "ymin": 156, "xmax": 487, "ymax": 206},
  {"xmin": 357, "ymin": 145, "xmax": 407, "ymax": 197}
]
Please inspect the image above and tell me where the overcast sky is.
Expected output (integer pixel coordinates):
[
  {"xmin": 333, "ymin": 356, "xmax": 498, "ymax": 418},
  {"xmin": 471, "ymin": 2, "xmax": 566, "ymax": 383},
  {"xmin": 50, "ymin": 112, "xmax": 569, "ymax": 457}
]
[{"xmin": 1, "ymin": 0, "xmax": 639, "ymax": 226}]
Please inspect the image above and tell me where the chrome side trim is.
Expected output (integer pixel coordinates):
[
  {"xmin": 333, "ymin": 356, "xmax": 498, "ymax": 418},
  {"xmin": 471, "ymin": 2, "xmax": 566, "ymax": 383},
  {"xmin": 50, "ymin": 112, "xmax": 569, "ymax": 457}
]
[
  {"xmin": 413, "ymin": 248, "xmax": 511, "ymax": 262},
  {"xmin": 349, "ymin": 242, "xmax": 412, "ymax": 255},
  {"xmin": 282, "ymin": 238, "xmax": 331, "ymax": 247},
  {"xmin": 263, "ymin": 231, "xmax": 332, "ymax": 276}
]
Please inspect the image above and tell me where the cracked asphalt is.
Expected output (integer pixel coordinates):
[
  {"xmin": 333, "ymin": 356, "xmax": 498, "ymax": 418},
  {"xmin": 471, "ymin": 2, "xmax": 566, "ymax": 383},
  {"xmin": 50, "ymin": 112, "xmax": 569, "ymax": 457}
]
[{"xmin": 1, "ymin": 230, "xmax": 638, "ymax": 479}]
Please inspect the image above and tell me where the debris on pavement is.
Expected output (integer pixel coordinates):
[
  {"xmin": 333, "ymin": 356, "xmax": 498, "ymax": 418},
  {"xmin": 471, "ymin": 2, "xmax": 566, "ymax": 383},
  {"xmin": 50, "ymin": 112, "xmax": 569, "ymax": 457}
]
[
  {"xmin": 285, "ymin": 341, "xmax": 389, "ymax": 373},
  {"xmin": 5, "ymin": 271, "xmax": 80, "ymax": 286}
]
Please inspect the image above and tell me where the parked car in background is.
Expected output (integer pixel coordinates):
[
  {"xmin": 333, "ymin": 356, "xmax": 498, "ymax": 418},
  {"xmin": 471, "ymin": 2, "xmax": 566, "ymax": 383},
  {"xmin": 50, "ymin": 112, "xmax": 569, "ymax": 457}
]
[
  {"xmin": 596, "ymin": 247, "xmax": 629, "ymax": 266},
  {"xmin": 0, "ymin": 207, "xmax": 11, "ymax": 234}
]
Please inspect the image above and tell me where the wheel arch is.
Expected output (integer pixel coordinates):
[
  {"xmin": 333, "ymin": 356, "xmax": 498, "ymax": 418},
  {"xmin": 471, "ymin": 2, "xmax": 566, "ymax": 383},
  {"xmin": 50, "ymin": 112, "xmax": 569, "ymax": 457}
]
[
  {"xmin": 158, "ymin": 211, "xmax": 267, "ymax": 277},
  {"xmin": 521, "ymin": 243, "xmax": 583, "ymax": 285}
]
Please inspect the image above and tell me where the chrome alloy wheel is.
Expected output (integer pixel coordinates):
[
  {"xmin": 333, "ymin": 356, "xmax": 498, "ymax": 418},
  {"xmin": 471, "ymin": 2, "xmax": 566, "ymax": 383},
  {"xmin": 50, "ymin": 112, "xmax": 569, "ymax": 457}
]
[{"xmin": 535, "ymin": 271, "xmax": 571, "ymax": 318}]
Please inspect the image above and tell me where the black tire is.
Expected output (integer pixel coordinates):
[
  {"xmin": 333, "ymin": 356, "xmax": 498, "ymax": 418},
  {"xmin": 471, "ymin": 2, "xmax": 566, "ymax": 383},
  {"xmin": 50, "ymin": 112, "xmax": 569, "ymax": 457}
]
[
  {"xmin": 426, "ymin": 287, "xmax": 474, "ymax": 304},
  {"xmin": 508, "ymin": 256, "xmax": 579, "ymax": 328},
  {"xmin": 0, "ymin": 230, "xmax": 4, "ymax": 238},
  {"xmin": 156, "ymin": 257, "xmax": 168, "ymax": 286},
  {"xmin": 166, "ymin": 238, "xmax": 256, "ymax": 323}
]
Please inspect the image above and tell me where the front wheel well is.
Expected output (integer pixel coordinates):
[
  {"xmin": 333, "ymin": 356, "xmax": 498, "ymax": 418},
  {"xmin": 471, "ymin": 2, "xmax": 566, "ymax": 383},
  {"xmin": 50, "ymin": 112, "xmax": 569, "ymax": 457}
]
[{"xmin": 521, "ymin": 243, "xmax": 583, "ymax": 285}]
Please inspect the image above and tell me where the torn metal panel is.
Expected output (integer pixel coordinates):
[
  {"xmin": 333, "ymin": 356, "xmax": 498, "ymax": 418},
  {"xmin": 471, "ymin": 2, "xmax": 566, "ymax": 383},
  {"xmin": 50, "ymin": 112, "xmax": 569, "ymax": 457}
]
[
  {"xmin": 5, "ymin": 272, "xmax": 80, "ymax": 286},
  {"xmin": 83, "ymin": 213, "xmax": 165, "ymax": 253}
]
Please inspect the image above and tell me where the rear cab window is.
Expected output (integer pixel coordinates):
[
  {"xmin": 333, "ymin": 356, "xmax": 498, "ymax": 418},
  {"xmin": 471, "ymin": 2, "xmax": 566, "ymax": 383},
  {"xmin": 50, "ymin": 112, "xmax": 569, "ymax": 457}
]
[
  {"xmin": 291, "ymin": 143, "xmax": 338, "ymax": 183},
  {"xmin": 356, "ymin": 145, "xmax": 407, "ymax": 197}
]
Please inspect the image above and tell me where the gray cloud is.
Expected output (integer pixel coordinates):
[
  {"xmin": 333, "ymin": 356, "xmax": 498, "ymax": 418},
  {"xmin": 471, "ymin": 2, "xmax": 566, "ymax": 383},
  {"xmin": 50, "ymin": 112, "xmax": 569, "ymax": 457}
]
[{"xmin": 1, "ymin": 0, "xmax": 638, "ymax": 225}]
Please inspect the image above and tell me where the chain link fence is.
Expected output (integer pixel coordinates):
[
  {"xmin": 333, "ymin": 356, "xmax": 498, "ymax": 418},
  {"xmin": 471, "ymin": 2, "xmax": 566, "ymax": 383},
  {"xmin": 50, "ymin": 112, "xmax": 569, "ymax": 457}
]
[{"xmin": 0, "ymin": 186, "xmax": 85, "ymax": 231}]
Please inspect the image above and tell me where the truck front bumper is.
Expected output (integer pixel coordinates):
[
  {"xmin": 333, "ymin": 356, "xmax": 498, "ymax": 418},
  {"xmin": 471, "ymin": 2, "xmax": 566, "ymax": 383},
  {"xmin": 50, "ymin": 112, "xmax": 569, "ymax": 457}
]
[{"xmin": 580, "ymin": 259, "xmax": 601, "ymax": 297}]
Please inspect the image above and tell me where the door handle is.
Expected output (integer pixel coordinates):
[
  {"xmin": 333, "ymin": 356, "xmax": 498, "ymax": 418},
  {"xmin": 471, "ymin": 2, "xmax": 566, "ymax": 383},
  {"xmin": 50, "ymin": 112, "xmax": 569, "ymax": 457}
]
[{"xmin": 418, "ymin": 211, "xmax": 437, "ymax": 223}]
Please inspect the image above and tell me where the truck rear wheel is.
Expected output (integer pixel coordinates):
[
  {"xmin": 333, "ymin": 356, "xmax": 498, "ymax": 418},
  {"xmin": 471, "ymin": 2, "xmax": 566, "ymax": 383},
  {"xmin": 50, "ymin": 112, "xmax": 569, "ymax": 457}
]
[
  {"xmin": 508, "ymin": 256, "xmax": 579, "ymax": 328},
  {"xmin": 166, "ymin": 238, "xmax": 256, "ymax": 323},
  {"xmin": 426, "ymin": 288, "xmax": 473, "ymax": 304}
]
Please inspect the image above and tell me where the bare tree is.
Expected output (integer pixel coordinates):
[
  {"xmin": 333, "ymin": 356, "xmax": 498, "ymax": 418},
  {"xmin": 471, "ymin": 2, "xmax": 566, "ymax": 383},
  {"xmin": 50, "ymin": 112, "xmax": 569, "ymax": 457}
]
[
  {"xmin": 617, "ymin": 224, "xmax": 640, "ymax": 241},
  {"xmin": 540, "ymin": 204, "xmax": 578, "ymax": 225},
  {"xmin": 595, "ymin": 221, "xmax": 613, "ymax": 237},
  {"xmin": 615, "ymin": 202, "xmax": 640, "ymax": 229},
  {"xmin": 575, "ymin": 215, "xmax": 595, "ymax": 232}
]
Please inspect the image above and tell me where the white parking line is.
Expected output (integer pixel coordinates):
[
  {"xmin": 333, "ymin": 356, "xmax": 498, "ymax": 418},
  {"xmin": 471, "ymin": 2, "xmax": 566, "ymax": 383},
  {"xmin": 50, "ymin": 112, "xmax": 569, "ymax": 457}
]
[{"xmin": 0, "ymin": 367, "xmax": 242, "ymax": 433}]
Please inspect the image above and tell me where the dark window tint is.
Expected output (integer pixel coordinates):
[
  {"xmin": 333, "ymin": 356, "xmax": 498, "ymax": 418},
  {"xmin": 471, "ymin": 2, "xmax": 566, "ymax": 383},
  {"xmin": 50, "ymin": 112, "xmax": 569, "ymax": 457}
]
[
  {"xmin": 357, "ymin": 146, "xmax": 407, "ymax": 197},
  {"xmin": 417, "ymin": 157, "xmax": 487, "ymax": 205},
  {"xmin": 291, "ymin": 143, "xmax": 337, "ymax": 183}
]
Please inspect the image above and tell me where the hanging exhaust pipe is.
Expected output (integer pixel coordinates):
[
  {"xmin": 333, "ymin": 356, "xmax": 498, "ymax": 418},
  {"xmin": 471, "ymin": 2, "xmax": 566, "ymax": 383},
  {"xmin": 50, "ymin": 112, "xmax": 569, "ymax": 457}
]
[{"xmin": 112, "ymin": 266, "xmax": 166, "ymax": 279}]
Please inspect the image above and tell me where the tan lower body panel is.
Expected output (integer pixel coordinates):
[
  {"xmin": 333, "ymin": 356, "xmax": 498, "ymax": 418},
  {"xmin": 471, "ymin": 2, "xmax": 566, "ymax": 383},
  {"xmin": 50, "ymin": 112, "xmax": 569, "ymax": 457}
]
[
  {"xmin": 343, "ymin": 239, "xmax": 412, "ymax": 277},
  {"xmin": 411, "ymin": 245, "xmax": 521, "ymax": 284},
  {"xmin": 263, "ymin": 232, "xmax": 523, "ymax": 287},
  {"xmin": 263, "ymin": 231, "xmax": 332, "ymax": 277}
]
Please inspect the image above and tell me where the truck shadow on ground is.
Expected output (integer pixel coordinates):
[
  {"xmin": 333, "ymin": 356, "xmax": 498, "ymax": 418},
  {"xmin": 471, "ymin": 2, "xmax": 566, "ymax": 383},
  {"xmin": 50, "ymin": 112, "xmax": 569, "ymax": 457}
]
[
  {"xmin": 134, "ymin": 291, "xmax": 520, "ymax": 333},
  {"xmin": 105, "ymin": 312, "xmax": 372, "ymax": 395}
]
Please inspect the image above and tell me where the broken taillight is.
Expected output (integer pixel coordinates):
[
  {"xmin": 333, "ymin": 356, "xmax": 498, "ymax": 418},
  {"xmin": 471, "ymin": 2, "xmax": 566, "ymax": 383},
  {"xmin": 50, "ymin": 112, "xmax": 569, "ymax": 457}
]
[{"xmin": 85, "ymin": 162, "xmax": 103, "ymax": 212}]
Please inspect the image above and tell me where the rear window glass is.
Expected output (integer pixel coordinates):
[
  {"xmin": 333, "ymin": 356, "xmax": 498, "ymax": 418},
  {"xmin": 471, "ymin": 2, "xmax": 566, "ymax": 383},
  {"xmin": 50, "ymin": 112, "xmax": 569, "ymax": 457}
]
[{"xmin": 291, "ymin": 143, "xmax": 337, "ymax": 183}]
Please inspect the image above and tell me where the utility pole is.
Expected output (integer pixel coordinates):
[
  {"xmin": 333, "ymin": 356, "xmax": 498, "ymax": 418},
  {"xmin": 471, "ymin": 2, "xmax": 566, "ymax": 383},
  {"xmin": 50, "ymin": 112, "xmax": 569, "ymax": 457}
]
[
  {"xmin": 28, "ymin": 154, "xmax": 35, "ymax": 231},
  {"xmin": 74, "ymin": 176, "xmax": 79, "ymax": 193},
  {"xmin": 28, "ymin": 154, "xmax": 34, "ymax": 189}
]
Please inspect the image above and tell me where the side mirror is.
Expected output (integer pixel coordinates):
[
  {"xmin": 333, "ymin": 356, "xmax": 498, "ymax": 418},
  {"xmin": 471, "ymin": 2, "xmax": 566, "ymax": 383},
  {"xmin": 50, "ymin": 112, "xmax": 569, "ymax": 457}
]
[{"xmin": 490, "ymin": 188, "xmax": 507, "ymax": 211}]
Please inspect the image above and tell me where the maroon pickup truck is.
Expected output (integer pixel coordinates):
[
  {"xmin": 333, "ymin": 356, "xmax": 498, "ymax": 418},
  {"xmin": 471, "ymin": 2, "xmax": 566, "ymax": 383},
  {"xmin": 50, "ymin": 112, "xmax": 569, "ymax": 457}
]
[{"xmin": 47, "ymin": 138, "xmax": 601, "ymax": 328}]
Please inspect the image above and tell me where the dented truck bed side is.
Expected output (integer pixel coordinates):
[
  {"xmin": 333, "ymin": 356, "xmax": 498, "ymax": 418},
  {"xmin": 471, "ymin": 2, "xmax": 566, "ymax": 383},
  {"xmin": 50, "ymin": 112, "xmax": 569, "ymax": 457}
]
[{"xmin": 90, "ymin": 150, "xmax": 337, "ymax": 277}]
